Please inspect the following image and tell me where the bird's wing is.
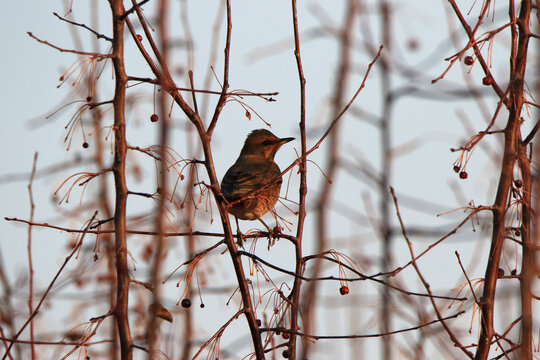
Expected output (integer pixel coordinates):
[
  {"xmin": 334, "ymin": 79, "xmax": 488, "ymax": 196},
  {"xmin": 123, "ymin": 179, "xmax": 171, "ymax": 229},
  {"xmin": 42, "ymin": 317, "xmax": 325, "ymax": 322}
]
[{"xmin": 221, "ymin": 160, "xmax": 278, "ymax": 200}]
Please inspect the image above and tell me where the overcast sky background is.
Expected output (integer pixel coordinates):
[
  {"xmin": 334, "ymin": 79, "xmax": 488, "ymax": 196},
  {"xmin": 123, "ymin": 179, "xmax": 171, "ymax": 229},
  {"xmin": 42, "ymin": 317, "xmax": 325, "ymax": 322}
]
[{"xmin": 1, "ymin": 1, "xmax": 533, "ymax": 359}]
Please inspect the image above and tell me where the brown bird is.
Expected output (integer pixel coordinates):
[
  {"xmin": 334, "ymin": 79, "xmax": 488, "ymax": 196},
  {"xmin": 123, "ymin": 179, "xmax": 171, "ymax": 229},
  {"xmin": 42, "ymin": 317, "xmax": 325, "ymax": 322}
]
[{"xmin": 221, "ymin": 129, "xmax": 294, "ymax": 234}]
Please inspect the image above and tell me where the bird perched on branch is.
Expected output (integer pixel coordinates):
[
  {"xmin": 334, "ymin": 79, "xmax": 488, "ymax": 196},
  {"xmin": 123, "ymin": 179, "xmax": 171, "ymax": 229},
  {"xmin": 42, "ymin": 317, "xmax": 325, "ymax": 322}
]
[{"xmin": 221, "ymin": 129, "xmax": 294, "ymax": 238}]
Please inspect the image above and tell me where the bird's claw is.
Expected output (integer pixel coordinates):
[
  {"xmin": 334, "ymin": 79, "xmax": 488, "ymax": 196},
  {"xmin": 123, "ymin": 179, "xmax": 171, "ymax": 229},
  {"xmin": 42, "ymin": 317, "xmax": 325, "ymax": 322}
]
[
  {"xmin": 236, "ymin": 229, "xmax": 245, "ymax": 248},
  {"xmin": 266, "ymin": 226, "xmax": 282, "ymax": 250}
]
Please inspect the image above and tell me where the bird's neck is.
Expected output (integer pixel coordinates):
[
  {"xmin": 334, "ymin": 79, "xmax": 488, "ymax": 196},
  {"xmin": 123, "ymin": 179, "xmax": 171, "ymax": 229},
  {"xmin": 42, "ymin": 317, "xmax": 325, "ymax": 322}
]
[{"xmin": 238, "ymin": 153, "xmax": 272, "ymax": 161}]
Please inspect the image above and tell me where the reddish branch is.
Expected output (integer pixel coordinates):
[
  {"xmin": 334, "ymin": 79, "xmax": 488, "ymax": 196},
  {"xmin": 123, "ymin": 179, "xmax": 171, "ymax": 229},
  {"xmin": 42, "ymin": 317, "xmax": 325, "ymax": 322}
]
[
  {"xmin": 515, "ymin": 11, "xmax": 534, "ymax": 360},
  {"xmin": 286, "ymin": 1, "xmax": 307, "ymax": 358},
  {"xmin": 471, "ymin": 1, "xmax": 532, "ymax": 359},
  {"xmin": 108, "ymin": 1, "xmax": 134, "ymax": 359}
]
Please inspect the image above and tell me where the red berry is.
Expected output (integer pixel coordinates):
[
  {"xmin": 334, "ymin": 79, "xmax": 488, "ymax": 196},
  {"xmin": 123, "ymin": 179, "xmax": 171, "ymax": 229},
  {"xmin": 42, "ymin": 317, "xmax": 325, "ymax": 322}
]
[
  {"xmin": 181, "ymin": 298, "xmax": 191, "ymax": 308},
  {"xmin": 136, "ymin": 34, "xmax": 143, "ymax": 41},
  {"xmin": 82, "ymin": 142, "xmax": 89, "ymax": 149},
  {"xmin": 514, "ymin": 179, "xmax": 522, "ymax": 188},
  {"xmin": 59, "ymin": 75, "xmax": 64, "ymax": 81},
  {"xmin": 150, "ymin": 114, "xmax": 159, "ymax": 122},
  {"xmin": 282, "ymin": 350, "xmax": 290, "ymax": 358},
  {"xmin": 339, "ymin": 286, "xmax": 349, "ymax": 295},
  {"xmin": 256, "ymin": 319, "xmax": 262, "ymax": 326},
  {"xmin": 497, "ymin": 268, "xmax": 504, "ymax": 278},
  {"xmin": 515, "ymin": 229, "xmax": 521, "ymax": 236},
  {"xmin": 482, "ymin": 76, "xmax": 492, "ymax": 86},
  {"xmin": 453, "ymin": 165, "xmax": 460, "ymax": 173},
  {"xmin": 464, "ymin": 56, "xmax": 474, "ymax": 65},
  {"xmin": 459, "ymin": 171, "xmax": 468, "ymax": 179},
  {"xmin": 86, "ymin": 96, "xmax": 92, "ymax": 102}
]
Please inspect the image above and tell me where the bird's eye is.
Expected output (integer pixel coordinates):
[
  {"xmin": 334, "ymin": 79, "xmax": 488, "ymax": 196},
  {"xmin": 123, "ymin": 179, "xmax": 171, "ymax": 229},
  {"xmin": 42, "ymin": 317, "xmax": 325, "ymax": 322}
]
[{"xmin": 262, "ymin": 140, "xmax": 272, "ymax": 146}]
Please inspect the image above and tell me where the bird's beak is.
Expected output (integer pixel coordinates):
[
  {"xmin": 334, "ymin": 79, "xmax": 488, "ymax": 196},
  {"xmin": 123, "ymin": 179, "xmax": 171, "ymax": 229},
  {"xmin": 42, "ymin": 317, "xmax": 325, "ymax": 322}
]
[{"xmin": 279, "ymin": 137, "xmax": 295, "ymax": 144}]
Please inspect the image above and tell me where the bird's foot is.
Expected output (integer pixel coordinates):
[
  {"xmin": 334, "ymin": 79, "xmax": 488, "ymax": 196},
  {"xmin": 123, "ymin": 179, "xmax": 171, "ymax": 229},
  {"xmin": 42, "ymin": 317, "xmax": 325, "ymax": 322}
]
[
  {"xmin": 266, "ymin": 226, "xmax": 283, "ymax": 250},
  {"xmin": 235, "ymin": 228, "xmax": 245, "ymax": 248}
]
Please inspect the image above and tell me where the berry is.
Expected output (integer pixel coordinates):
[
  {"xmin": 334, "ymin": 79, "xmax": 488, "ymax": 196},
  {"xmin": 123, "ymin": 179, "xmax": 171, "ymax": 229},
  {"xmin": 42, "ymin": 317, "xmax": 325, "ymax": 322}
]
[
  {"xmin": 136, "ymin": 34, "xmax": 143, "ymax": 41},
  {"xmin": 282, "ymin": 332, "xmax": 290, "ymax": 339},
  {"xmin": 181, "ymin": 299, "xmax": 191, "ymax": 308},
  {"xmin": 150, "ymin": 114, "xmax": 159, "ymax": 122},
  {"xmin": 59, "ymin": 75, "xmax": 64, "ymax": 81},
  {"xmin": 482, "ymin": 76, "xmax": 492, "ymax": 86},
  {"xmin": 339, "ymin": 285, "xmax": 349, "ymax": 295},
  {"xmin": 514, "ymin": 179, "xmax": 523, "ymax": 188},
  {"xmin": 82, "ymin": 142, "xmax": 89, "ymax": 149},
  {"xmin": 497, "ymin": 268, "xmax": 504, "ymax": 278},
  {"xmin": 515, "ymin": 229, "xmax": 521, "ymax": 236},
  {"xmin": 511, "ymin": 269, "xmax": 517, "ymax": 275},
  {"xmin": 453, "ymin": 165, "xmax": 460, "ymax": 173},
  {"xmin": 407, "ymin": 38, "xmax": 419, "ymax": 51},
  {"xmin": 86, "ymin": 96, "xmax": 92, "ymax": 102},
  {"xmin": 282, "ymin": 350, "xmax": 290, "ymax": 358},
  {"xmin": 464, "ymin": 56, "xmax": 474, "ymax": 65},
  {"xmin": 200, "ymin": 303, "xmax": 205, "ymax": 308},
  {"xmin": 459, "ymin": 171, "xmax": 468, "ymax": 179},
  {"xmin": 256, "ymin": 319, "xmax": 262, "ymax": 326}
]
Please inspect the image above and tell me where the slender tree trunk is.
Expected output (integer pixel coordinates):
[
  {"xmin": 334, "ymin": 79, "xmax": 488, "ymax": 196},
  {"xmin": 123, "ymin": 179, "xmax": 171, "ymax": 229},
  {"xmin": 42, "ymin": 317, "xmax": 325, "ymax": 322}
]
[
  {"xmin": 109, "ymin": 1, "xmax": 133, "ymax": 358},
  {"xmin": 475, "ymin": 2, "xmax": 531, "ymax": 359}
]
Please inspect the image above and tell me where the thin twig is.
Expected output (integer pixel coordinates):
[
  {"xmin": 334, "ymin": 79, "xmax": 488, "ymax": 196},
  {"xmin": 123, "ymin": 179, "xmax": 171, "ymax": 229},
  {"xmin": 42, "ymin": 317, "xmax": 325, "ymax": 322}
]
[
  {"xmin": 206, "ymin": 0, "xmax": 232, "ymax": 135},
  {"xmin": 53, "ymin": 12, "xmax": 113, "ymax": 42},
  {"xmin": 4, "ymin": 217, "xmax": 299, "ymax": 241},
  {"xmin": 455, "ymin": 251, "xmax": 479, "ymax": 304},
  {"xmin": 27, "ymin": 32, "xmax": 111, "ymax": 58},
  {"xmin": 26, "ymin": 153, "xmax": 38, "ymax": 360},
  {"xmin": 128, "ymin": 76, "xmax": 278, "ymax": 98},
  {"xmin": 288, "ymin": 1, "xmax": 308, "ymax": 357},
  {"xmin": 262, "ymin": 310, "xmax": 466, "ymax": 339}
]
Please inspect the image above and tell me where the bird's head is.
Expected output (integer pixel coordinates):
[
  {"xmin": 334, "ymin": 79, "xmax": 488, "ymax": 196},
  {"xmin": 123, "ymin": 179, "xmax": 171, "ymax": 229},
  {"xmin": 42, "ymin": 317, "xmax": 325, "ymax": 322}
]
[{"xmin": 239, "ymin": 129, "xmax": 294, "ymax": 160}]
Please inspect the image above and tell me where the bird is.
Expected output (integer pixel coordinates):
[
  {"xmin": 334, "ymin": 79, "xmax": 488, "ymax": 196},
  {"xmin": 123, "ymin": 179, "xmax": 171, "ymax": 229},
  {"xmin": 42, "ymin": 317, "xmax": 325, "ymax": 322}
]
[{"xmin": 220, "ymin": 129, "xmax": 294, "ymax": 238}]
